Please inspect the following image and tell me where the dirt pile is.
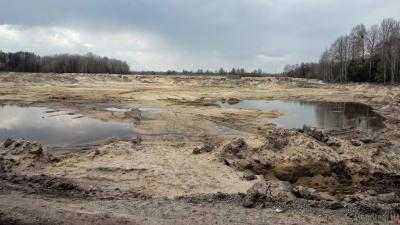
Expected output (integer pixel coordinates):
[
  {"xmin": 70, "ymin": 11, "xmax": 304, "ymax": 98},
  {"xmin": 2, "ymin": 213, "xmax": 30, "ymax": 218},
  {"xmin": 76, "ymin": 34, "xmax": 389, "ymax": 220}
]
[
  {"xmin": 0, "ymin": 173, "xmax": 86, "ymax": 197},
  {"xmin": 0, "ymin": 139, "xmax": 58, "ymax": 172},
  {"xmin": 125, "ymin": 108, "xmax": 142, "ymax": 122},
  {"xmin": 192, "ymin": 143, "xmax": 214, "ymax": 154},
  {"xmin": 242, "ymin": 180, "xmax": 296, "ymax": 208},
  {"xmin": 225, "ymin": 97, "xmax": 241, "ymax": 105},
  {"xmin": 218, "ymin": 127, "xmax": 400, "ymax": 205},
  {"xmin": 0, "ymin": 139, "xmax": 89, "ymax": 198},
  {"xmin": 1, "ymin": 138, "xmax": 44, "ymax": 155}
]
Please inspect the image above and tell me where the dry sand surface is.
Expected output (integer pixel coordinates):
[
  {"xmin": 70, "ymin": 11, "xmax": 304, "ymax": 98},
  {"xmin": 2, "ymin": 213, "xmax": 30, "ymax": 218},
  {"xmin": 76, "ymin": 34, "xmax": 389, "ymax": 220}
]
[{"xmin": 1, "ymin": 73, "xmax": 400, "ymax": 224}]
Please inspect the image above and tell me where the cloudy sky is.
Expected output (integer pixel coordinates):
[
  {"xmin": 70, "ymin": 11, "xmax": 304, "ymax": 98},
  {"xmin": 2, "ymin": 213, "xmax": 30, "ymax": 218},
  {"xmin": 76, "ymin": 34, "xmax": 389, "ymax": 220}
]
[{"xmin": 0, "ymin": 0, "xmax": 399, "ymax": 72}]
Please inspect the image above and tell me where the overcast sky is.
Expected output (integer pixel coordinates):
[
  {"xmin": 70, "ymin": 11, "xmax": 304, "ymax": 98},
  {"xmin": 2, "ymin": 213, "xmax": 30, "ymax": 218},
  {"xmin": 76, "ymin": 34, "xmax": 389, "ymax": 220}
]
[{"xmin": 0, "ymin": 0, "xmax": 399, "ymax": 72}]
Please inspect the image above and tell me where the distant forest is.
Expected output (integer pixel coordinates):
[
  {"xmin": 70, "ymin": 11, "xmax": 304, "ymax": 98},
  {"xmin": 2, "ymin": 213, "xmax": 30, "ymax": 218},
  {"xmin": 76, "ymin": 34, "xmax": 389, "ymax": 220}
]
[
  {"xmin": 284, "ymin": 18, "xmax": 400, "ymax": 83},
  {"xmin": 134, "ymin": 68, "xmax": 268, "ymax": 77},
  {"xmin": 0, "ymin": 52, "xmax": 130, "ymax": 74}
]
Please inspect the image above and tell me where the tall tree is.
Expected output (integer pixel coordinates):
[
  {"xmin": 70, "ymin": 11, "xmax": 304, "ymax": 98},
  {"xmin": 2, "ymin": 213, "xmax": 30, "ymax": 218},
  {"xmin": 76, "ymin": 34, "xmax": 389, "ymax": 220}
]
[{"xmin": 284, "ymin": 18, "xmax": 400, "ymax": 84}]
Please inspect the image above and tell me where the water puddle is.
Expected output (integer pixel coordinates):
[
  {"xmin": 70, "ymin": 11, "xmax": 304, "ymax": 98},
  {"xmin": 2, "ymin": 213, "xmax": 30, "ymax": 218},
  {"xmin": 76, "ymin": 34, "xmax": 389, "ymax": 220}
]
[
  {"xmin": 0, "ymin": 105, "xmax": 135, "ymax": 147},
  {"xmin": 217, "ymin": 100, "xmax": 384, "ymax": 132},
  {"xmin": 105, "ymin": 107, "xmax": 131, "ymax": 112}
]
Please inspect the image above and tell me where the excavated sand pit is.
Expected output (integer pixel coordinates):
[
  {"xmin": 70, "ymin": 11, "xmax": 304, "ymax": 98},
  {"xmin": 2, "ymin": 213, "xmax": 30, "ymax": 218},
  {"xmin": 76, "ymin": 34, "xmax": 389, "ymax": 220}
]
[{"xmin": 1, "ymin": 73, "xmax": 400, "ymax": 224}]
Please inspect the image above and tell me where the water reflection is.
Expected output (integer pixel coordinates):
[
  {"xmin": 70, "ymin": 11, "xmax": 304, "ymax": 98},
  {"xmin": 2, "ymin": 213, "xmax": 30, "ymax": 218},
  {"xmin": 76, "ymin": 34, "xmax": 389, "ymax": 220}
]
[
  {"xmin": 0, "ymin": 105, "xmax": 135, "ymax": 147},
  {"xmin": 217, "ymin": 100, "xmax": 384, "ymax": 132}
]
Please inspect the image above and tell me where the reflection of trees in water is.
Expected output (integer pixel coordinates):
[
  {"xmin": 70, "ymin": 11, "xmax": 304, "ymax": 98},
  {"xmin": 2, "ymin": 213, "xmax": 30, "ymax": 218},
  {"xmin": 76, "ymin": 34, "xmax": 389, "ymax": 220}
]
[{"xmin": 299, "ymin": 102, "xmax": 384, "ymax": 131}]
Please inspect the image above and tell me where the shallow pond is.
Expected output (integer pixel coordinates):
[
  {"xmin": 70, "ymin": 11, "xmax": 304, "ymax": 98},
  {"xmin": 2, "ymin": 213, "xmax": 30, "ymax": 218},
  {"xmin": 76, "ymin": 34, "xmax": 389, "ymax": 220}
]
[
  {"xmin": 0, "ymin": 105, "xmax": 135, "ymax": 147},
  {"xmin": 218, "ymin": 100, "xmax": 384, "ymax": 132}
]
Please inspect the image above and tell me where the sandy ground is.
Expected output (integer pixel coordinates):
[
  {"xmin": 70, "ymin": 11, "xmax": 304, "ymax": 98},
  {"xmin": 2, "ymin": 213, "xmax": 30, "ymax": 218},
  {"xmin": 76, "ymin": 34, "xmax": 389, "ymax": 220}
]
[{"xmin": 1, "ymin": 73, "xmax": 400, "ymax": 224}]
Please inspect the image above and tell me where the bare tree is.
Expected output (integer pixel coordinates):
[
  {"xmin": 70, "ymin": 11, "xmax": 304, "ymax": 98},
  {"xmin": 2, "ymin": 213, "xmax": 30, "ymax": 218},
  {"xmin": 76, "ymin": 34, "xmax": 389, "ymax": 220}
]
[
  {"xmin": 285, "ymin": 18, "xmax": 400, "ymax": 84},
  {"xmin": 350, "ymin": 24, "xmax": 367, "ymax": 61},
  {"xmin": 366, "ymin": 25, "xmax": 379, "ymax": 81}
]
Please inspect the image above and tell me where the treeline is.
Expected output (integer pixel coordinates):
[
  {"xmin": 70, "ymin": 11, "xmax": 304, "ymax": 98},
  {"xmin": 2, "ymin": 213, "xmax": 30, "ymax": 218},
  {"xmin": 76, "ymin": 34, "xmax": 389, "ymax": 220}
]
[
  {"xmin": 284, "ymin": 18, "xmax": 400, "ymax": 83},
  {"xmin": 0, "ymin": 51, "xmax": 130, "ymax": 74},
  {"xmin": 134, "ymin": 68, "xmax": 267, "ymax": 77}
]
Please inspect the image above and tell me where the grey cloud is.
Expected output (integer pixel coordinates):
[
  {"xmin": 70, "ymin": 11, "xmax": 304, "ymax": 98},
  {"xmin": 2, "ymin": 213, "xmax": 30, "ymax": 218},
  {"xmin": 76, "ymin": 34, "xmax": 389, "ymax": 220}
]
[{"xmin": 0, "ymin": 0, "xmax": 399, "ymax": 71}]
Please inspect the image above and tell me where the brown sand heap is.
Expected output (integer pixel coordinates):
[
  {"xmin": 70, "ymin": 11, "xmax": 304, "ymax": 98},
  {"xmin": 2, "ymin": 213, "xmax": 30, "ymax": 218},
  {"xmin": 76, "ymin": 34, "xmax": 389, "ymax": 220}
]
[
  {"xmin": 0, "ymin": 138, "xmax": 58, "ymax": 172},
  {"xmin": 219, "ymin": 127, "xmax": 400, "ymax": 203}
]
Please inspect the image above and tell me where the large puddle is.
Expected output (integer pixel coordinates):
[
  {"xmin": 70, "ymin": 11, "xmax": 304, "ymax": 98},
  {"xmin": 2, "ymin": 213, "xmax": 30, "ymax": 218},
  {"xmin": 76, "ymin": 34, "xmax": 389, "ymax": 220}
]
[
  {"xmin": 218, "ymin": 100, "xmax": 385, "ymax": 132},
  {"xmin": 0, "ymin": 105, "xmax": 135, "ymax": 147}
]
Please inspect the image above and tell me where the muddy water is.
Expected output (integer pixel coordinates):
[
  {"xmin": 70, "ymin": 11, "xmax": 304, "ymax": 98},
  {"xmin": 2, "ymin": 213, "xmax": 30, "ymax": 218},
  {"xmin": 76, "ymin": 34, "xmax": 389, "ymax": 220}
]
[
  {"xmin": 0, "ymin": 105, "xmax": 135, "ymax": 147},
  {"xmin": 218, "ymin": 100, "xmax": 384, "ymax": 132}
]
